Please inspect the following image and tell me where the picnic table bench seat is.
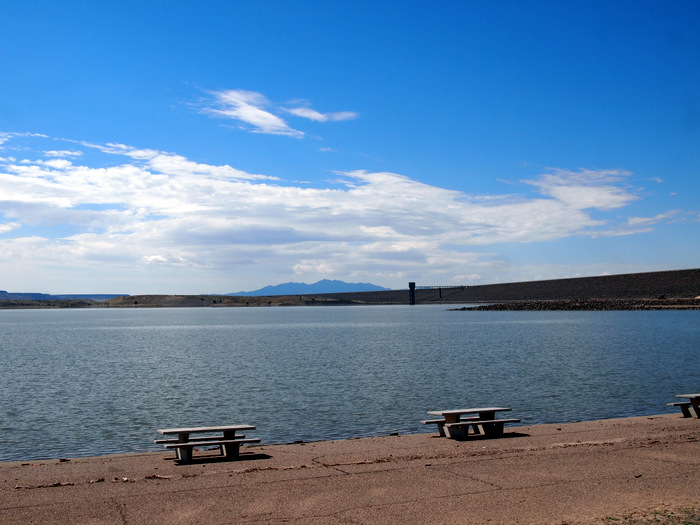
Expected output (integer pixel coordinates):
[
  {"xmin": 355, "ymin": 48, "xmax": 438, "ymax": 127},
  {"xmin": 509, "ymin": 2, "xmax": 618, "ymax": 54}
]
[
  {"xmin": 421, "ymin": 417, "xmax": 479, "ymax": 437},
  {"xmin": 667, "ymin": 400, "xmax": 693, "ymax": 418},
  {"xmin": 154, "ymin": 435, "xmax": 246, "ymax": 445},
  {"xmin": 162, "ymin": 437, "xmax": 260, "ymax": 462},
  {"xmin": 421, "ymin": 419, "xmax": 448, "ymax": 425},
  {"xmin": 162, "ymin": 437, "xmax": 260, "ymax": 450},
  {"xmin": 445, "ymin": 418, "xmax": 521, "ymax": 440},
  {"xmin": 421, "ymin": 417, "xmax": 480, "ymax": 425}
]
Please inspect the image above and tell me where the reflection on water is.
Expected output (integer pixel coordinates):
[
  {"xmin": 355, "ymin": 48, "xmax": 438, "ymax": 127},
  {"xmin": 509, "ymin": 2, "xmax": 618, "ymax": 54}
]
[{"xmin": 1, "ymin": 305, "xmax": 698, "ymax": 461}]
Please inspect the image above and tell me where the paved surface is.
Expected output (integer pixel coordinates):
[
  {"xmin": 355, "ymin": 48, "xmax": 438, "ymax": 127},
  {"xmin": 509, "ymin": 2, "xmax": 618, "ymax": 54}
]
[{"xmin": 1, "ymin": 414, "xmax": 699, "ymax": 524}]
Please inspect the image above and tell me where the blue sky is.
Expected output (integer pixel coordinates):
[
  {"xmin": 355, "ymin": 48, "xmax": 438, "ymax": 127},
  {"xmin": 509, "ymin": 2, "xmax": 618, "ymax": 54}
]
[{"xmin": 1, "ymin": 1, "xmax": 699, "ymax": 294}]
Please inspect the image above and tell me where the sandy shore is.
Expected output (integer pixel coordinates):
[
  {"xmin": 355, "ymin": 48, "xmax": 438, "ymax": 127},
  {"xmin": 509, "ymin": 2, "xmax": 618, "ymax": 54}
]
[{"xmin": 2, "ymin": 414, "xmax": 699, "ymax": 524}]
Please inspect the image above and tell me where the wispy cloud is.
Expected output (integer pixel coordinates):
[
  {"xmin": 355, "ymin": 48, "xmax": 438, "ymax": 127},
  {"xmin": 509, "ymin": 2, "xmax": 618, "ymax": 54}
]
[
  {"xmin": 44, "ymin": 150, "xmax": 83, "ymax": 158},
  {"xmin": 201, "ymin": 89, "xmax": 357, "ymax": 137},
  {"xmin": 0, "ymin": 131, "xmax": 47, "ymax": 146},
  {"xmin": 204, "ymin": 89, "xmax": 303, "ymax": 137},
  {"xmin": 524, "ymin": 168, "xmax": 638, "ymax": 210},
  {"xmin": 626, "ymin": 211, "xmax": 680, "ymax": 227},
  {"xmin": 587, "ymin": 210, "xmax": 687, "ymax": 237},
  {"xmin": 0, "ymin": 134, "xmax": 687, "ymax": 292},
  {"xmin": 0, "ymin": 221, "xmax": 21, "ymax": 234},
  {"xmin": 285, "ymin": 106, "xmax": 358, "ymax": 122}
]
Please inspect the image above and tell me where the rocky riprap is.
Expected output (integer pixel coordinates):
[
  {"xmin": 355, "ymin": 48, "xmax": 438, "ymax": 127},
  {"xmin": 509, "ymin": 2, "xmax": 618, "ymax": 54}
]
[{"xmin": 453, "ymin": 297, "xmax": 700, "ymax": 311}]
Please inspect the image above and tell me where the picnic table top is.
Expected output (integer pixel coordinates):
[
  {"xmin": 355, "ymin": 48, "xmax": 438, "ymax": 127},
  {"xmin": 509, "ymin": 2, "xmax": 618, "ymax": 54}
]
[
  {"xmin": 675, "ymin": 393, "xmax": 700, "ymax": 399},
  {"xmin": 427, "ymin": 407, "xmax": 511, "ymax": 416},
  {"xmin": 157, "ymin": 425, "xmax": 255, "ymax": 435}
]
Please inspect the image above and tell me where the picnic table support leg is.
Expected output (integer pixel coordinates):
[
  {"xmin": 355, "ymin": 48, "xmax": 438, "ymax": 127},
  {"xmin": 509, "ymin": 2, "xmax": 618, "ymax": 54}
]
[
  {"xmin": 470, "ymin": 423, "xmax": 484, "ymax": 436},
  {"xmin": 444, "ymin": 424, "xmax": 467, "ymax": 440},
  {"xmin": 446, "ymin": 420, "xmax": 481, "ymax": 439},
  {"xmin": 680, "ymin": 404, "xmax": 692, "ymax": 418},
  {"xmin": 177, "ymin": 446, "xmax": 193, "ymax": 464},
  {"xmin": 446, "ymin": 422, "xmax": 484, "ymax": 440},
  {"xmin": 689, "ymin": 400, "xmax": 700, "ymax": 419},
  {"xmin": 221, "ymin": 430, "xmax": 241, "ymax": 457},
  {"xmin": 436, "ymin": 421, "xmax": 446, "ymax": 437},
  {"xmin": 481, "ymin": 421, "xmax": 505, "ymax": 437},
  {"xmin": 472, "ymin": 412, "xmax": 496, "ymax": 436},
  {"xmin": 221, "ymin": 442, "xmax": 241, "ymax": 458},
  {"xmin": 442, "ymin": 415, "xmax": 461, "ymax": 438},
  {"xmin": 176, "ymin": 433, "xmax": 191, "ymax": 463}
]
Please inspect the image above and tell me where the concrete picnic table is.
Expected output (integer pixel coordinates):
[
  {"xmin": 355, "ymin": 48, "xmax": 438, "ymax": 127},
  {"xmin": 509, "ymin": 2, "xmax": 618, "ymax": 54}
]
[
  {"xmin": 427, "ymin": 407, "xmax": 512, "ymax": 424},
  {"xmin": 156, "ymin": 425, "xmax": 258, "ymax": 463},
  {"xmin": 674, "ymin": 393, "xmax": 700, "ymax": 418},
  {"xmin": 424, "ymin": 407, "xmax": 517, "ymax": 438}
]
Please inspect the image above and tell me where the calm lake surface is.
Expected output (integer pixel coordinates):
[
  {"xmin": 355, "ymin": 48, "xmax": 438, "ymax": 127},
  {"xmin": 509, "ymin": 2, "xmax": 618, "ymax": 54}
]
[{"xmin": 1, "ymin": 305, "xmax": 698, "ymax": 462}]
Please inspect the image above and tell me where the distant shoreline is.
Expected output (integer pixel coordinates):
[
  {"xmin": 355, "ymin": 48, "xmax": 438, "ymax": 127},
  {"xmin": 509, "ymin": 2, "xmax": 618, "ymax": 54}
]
[
  {"xmin": 2, "ymin": 268, "xmax": 698, "ymax": 309},
  {"xmin": 2, "ymin": 296, "xmax": 699, "ymax": 310}
]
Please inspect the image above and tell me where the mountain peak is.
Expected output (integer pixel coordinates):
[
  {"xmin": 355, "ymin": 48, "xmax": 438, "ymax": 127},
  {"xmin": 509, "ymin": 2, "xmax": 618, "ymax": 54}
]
[{"xmin": 228, "ymin": 279, "xmax": 390, "ymax": 296}]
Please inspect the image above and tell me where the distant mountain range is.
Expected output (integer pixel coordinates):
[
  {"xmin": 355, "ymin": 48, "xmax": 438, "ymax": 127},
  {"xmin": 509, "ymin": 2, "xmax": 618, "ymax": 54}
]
[
  {"xmin": 0, "ymin": 291, "xmax": 125, "ymax": 301},
  {"xmin": 3, "ymin": 269, "xmax": 698, "ymax": 308},
  {"xmin": 229, "ymin": 279, "xmax": 391, "ymax": 296},
  {"xmin": 0, "ymin": 280, "xmax": 389, "ymax": 301}
]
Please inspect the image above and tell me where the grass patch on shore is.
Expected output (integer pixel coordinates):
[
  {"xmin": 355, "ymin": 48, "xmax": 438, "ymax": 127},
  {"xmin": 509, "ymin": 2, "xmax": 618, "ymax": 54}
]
[{"xmin": 599, "ymin": 508, "xmax": 700, "ymax": 524}]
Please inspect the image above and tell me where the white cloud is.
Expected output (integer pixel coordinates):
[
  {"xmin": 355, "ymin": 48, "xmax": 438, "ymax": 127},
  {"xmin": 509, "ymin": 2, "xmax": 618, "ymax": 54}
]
[
  {"xmin": 286, "ymin": 107, "xmax": 358, "ymax": 122},
  {"xmin": 0, "ymin": 134, "xmax": 688, "ymax": 293},
  {"xmin": 146, "ymin": 152, "xmax": 277, "ymax": 182},
  {"xmin": 44, "ymin": 150, "xmax": 83, "ymax": 158},
  {"xmin": 626, "ymin": 211, "xmax": 680, "ymax": 227},
  {"xmin": 201, "ymin": 89, "xmax": 357, "ymax": 137},
  {"xmin": 0, "ymin": 131, "xmax": 47, "ymax": 146},
  {"xmin": 524, "ymin": 168, "xmax": 638, "ymax": 210},
  {"xmin": 0, "ymin": 221, "xmax": 21, "ymax": 234},
  {"xmin": 38, "ymin": 158, "xmax": 73, "ymax": 169},
  {"xmin": 204, "ymin": 89, "xmax": 304, "ymax": 137}
]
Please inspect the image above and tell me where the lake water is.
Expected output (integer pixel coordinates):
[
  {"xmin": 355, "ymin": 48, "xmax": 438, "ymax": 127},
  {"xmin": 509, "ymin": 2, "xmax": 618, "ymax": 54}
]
[{"xmin": 1, "ymin": 305, "xmax": 698, "ymax": 462}]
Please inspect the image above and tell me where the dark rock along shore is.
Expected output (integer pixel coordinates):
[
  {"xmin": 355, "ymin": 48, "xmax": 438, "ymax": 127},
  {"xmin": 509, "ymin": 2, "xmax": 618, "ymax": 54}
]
[{"xmin": 453, "ymin": 297, "xmax": 700, "ymax": 311}]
